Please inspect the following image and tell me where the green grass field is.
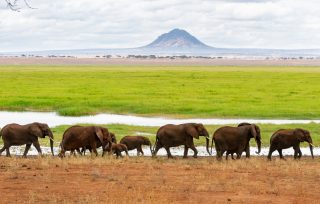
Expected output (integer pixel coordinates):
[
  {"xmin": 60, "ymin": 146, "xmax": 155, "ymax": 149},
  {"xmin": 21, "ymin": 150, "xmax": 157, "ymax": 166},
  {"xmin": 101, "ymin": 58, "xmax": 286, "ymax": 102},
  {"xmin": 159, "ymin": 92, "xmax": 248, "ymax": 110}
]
[{"xmin": 1, "ymin": 65, "xmax": 320, "ymax": 118}]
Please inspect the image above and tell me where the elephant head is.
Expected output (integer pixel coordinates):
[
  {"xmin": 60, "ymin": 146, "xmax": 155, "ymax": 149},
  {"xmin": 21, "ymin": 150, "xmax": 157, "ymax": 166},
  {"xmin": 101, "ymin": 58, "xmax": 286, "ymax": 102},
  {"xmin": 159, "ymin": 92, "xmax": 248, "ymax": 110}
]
[
  {"xmin": 95, "ymin": 127, "xmax": 113, "ymax": 155},
  {"xmin": 250, "ymin": 124, "xmax": 261, "ymax": 154},
  {"xmin": 109, "ymin": 132, "xmax": 117, "ymax": 144},
  {"xmin": 294, "ymin": 128, "xmax": 314, "ymax": 159},
  {"xmin": 187, "ymin": 123, "xmax": 210, "ymax": 155},
  {"xmin": 29, "ymin": 123, "xmax": 54, "ymax": 156}
]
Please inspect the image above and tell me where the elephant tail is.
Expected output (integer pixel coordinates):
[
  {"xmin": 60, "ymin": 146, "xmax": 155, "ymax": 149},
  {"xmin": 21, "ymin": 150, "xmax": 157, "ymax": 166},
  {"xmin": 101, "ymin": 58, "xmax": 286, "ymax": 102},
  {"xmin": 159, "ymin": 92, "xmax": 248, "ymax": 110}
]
[{"xmin": 152, "ymin": 136, "xmax": 158, "ymax": 155}]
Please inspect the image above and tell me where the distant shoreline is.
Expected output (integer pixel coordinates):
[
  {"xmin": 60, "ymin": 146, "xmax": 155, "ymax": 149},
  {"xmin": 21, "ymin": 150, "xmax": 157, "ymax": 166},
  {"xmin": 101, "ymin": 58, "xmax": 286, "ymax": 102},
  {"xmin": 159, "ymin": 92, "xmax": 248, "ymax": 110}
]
[{"xmin": 1, "ymin": 57, "xmax": 320, "ymax": 66}]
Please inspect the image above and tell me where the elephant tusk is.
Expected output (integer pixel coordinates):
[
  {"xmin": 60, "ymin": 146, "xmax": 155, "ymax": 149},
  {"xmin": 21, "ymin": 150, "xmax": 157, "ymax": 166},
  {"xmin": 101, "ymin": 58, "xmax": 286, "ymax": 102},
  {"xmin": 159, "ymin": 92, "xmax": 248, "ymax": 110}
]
[
  {"xmin": 309, "ymin": 143, "xmax": 314, "ymax": 147},
  {"xmin": 49, "ymin": 137, "xmax": 55, "ymax": 142}
]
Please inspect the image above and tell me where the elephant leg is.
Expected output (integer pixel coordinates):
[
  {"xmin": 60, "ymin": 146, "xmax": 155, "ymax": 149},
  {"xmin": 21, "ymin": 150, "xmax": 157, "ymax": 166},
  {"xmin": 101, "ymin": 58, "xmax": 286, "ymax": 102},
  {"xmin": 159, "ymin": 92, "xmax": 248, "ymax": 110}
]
[
  {"xmin": 22, "ymin": 144, "xmax": 32, "ymax": 158},
  {"xmin": 140, "ymin": 147, "xmax": 144, "ymax": 156},
  {"xmin": 119, "ymin": 151, "xmax": 123, "ymax": 158},
  {"xmin": 81, "ymin": 147, "xmax": 86, "ymax": 155},
  {"xmin": 225, "ymin": 152, "xmax": 229, "ymax": 160},
  {"xmin": 6, "ymin": 147, "xmax": 11, "ymax": 157},
  {"xmin": 153, "ymin": 145, "xmax": 161, "ymax": 157},
  {"xmin": 298, "ymin": 148, "xmax": 302, "ymax": 158},
  {"xmin": 0, "ymin": 145, "xmax": 7, "ymax": 155},
  {"xmin": 268, "ymin": 146, "xmax": 276, "ymax": 160},
  {"xmin": 58, "ymin": 149, "xmax": 66, "ymax": 158},
  {"xmin": 293, "ymin": 146, "xmax": 301, "ymax": 159},
  {"xmin": 294, "ymin": 149, "xmax": 298, "ymax": 159},
  {"xmin": 278, "ymin": 149, "xmax": 285, "ymax": 160},
  {"xmin": 164, "ymin": 147, "xmax": 173, "ymax": 159},
  {"xmin": 92, "ymin": 148, "xmax": 98, "ymax": 157},
  {"xmin": 236, "ymin": 150, "xmax": 242, "ymax": 159},
  {"xmin": 70, "ymin": 149, "xmax": 75, "ymax": 156},
  {"xmin": 245, "ymin": 145, "xmax": 250, "ymax": 158},
  {"xmin": 137, "ymin": 145, "xmax": 144, "ymax": 156},
  {"xmin": 216, "ymin": 148, "xmax": 223, "ymax": 161},
  {"xmin": 183, "ymin": 145, "xmax": 188, "ymax": 158},
  {"xmin": 116, "ymin": 151, "xmax": 123, "ymax": 158},
  {"xmin": 190, "ymin": 144, "xmax": 198, "ymax": 158},
  {"xmin": 76, "ymin": 148, "xmax": 82, "ymax": 156},
  {"xmin": 33, "ymin": 141, "xmax": 42, "ymax": 156}
]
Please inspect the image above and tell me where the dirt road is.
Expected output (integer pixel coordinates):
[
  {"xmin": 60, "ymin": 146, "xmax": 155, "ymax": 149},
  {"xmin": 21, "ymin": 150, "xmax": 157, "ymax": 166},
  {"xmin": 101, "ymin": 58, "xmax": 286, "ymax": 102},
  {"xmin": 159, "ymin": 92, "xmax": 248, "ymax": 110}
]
[{"xmin": 0, "ymin": 156, "xmax": 319, "ymax": 203}]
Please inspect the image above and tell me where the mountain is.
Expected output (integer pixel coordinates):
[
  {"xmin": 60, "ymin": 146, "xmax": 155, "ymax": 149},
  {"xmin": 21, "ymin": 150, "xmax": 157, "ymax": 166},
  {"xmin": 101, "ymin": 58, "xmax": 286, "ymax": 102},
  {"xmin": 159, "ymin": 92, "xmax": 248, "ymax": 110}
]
[
  {"xmin": 2, "ymin": 28, "xmax": 320, "ymax": 58},
  {"xmin": 143, "ymin": 28, "xmax": 212, "ymax": 50}
]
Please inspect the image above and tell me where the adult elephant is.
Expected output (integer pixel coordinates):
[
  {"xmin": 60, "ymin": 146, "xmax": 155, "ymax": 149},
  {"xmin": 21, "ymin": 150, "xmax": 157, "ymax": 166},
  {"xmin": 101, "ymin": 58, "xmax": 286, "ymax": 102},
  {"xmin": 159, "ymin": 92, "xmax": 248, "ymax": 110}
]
[
  {"xmin": 153, "ymin": 123, "xmax": 210, "ymax": 158},
  {"xmin": 58, "ymin": 125, "xmax": 112, "ymax": 158},
  {"xmin": 120, "ymin": 136, "xmax": 152, "ymax": 156},
  {"xmin": 268, "ymin": 128, "xmax": 314, "ymax": 160},
  {"xmin": 0, "ymin": 122, "xmax": 54, "ymax": 157},
  {"xmin": 211, "ymin": 124, "xmax": 261, "ymax": 160}
]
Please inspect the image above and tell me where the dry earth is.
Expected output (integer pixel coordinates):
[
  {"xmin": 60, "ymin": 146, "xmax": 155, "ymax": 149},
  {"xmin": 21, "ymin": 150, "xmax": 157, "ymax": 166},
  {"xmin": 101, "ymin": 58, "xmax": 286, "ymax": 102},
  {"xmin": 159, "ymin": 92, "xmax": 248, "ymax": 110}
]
[
  {"xmin": 1, "ymin": 57, "xmax": 320, "ymax": 66},
  {"xmin": 0, "ymin": 156, "xmax": 319, "ymax": 203}
]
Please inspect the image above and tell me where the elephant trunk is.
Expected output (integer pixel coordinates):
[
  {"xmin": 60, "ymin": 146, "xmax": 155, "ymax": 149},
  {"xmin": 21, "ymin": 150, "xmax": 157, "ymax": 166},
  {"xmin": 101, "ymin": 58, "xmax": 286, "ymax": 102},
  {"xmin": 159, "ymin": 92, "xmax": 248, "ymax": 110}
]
[
  {"xmin": 309, "ymin": 143, "xmax": 314, "ymax": 159},
  {"xmin": 48, "ymin": 131, "xmax": 54, "ymax": 156},
  {"xmin": 255, "ymin": 139, "xmax": 261, "ymax": 154}
]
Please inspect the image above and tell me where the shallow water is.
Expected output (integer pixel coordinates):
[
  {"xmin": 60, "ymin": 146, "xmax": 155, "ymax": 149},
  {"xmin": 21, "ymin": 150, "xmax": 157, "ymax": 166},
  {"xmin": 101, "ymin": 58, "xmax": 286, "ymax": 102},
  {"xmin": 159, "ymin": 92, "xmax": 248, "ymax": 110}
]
[
  {"xmin": 4, "ymin": 146, "xmax": 317, "ymax": 157},
  {"xmin": 1, "ymin": 111, "xmax": 320, "ymax": 127}
]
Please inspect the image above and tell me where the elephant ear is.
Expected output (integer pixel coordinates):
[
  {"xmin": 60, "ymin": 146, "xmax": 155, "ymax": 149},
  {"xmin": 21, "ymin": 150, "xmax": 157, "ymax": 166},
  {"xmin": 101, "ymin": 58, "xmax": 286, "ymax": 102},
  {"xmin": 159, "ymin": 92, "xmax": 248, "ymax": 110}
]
[
  {"xmin": 29, "ymin": 124, "xmax": 43, "ymax": 138},
  {"xmin": 186, "ymin": 125, "xmax": 199, "ymax": 139},
  {"xmin": 294, "ymin": 129, "xmax": 305, "ymax": 142},
  {"xmin": 95, "ymin": 127, "xmax": 105, "ymax": 144},
  {"xmin": 250, "ymin": 125, "xmax": 257, "ymax": 140}
]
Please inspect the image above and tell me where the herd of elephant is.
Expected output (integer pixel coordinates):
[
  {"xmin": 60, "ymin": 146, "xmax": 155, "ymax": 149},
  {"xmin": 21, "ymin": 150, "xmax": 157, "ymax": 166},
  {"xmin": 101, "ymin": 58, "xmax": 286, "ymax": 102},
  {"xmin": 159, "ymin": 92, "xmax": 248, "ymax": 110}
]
[{"xmin": 0, "ymin": 122, "xmax": 315, "ymax": 160}]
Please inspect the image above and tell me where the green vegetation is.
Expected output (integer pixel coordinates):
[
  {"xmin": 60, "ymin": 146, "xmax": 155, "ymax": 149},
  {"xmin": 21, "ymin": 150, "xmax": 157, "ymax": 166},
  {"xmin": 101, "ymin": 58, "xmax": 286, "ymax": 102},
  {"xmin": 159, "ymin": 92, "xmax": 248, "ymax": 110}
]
[
  {"xmin": 1, "ymin": 65, "xmax": 320, "ymax": 118},
  {"xmin": 31, "ymin": 123, "xmax": 320, "ymax": 147}
]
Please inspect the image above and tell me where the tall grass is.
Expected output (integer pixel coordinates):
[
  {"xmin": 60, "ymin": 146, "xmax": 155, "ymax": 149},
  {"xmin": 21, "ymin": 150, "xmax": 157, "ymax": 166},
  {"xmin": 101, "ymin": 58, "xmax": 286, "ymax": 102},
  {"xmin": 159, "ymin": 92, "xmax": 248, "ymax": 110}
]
[{"xmin": 1, "ymin": 65, "xmax": 320, "ymax": 118}]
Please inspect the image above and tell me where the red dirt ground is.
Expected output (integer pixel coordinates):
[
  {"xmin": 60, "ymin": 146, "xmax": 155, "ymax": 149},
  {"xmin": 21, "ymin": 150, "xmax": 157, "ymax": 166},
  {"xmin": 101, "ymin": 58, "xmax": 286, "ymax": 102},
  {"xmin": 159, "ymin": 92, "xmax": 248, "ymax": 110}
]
[{"xmin": 0, "ymin": 156, "xmax": 319, "ymax": 203}]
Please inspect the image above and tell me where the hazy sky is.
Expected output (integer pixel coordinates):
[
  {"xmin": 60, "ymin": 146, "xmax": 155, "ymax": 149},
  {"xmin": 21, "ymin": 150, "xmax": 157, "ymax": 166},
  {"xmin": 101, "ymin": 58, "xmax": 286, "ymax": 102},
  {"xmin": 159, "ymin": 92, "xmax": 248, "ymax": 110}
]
[{"xmin": 1, "ymin": 0, "xmax": 320, "ymax": 51}]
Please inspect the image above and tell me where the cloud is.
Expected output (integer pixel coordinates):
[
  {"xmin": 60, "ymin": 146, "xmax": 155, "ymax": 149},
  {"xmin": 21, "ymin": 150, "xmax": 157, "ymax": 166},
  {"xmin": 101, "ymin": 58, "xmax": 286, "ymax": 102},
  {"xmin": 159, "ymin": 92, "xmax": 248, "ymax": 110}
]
[{"xmin": 0, "ymin": 0, "xmax": 320, "ymax": 51}]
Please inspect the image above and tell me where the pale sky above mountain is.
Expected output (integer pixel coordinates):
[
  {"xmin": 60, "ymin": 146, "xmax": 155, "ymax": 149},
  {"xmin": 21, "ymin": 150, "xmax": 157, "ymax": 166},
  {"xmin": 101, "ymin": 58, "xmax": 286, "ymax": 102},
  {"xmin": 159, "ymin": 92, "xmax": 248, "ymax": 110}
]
[{"xmin": 1, "ymin": 0, "xmax": 320, "ymax": 51}]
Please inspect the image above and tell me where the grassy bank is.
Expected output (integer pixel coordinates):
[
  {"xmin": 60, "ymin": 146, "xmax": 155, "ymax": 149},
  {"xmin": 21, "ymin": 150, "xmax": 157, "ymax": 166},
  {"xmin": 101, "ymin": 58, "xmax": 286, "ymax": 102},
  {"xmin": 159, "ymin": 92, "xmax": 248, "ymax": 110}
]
[{"xmin": 1, "ymin": 65, "xmax": 320, "ymax": 118}]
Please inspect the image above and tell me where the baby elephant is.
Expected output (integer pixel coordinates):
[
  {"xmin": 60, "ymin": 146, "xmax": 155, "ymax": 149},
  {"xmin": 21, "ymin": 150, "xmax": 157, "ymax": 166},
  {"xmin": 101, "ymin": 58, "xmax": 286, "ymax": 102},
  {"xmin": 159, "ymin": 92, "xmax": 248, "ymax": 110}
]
[
  {"xmin": 120, "ymin": 136, "xmax": 152, "ymax": 156},
  {"xmin": 268, "ymin": 128, "xmax": 314, "ymax": 160},
  {"xmin": 106, "ymin": 143, "xmax": 129, "ymax": 158}
]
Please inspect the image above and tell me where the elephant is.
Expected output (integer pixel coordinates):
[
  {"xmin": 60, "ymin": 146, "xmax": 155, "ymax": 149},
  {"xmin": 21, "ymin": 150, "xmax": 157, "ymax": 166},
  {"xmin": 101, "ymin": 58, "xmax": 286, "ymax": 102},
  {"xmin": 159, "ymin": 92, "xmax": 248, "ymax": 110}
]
[
  {"xmin": 105, "ymin": 143, "xmax": 129, "ymax": 158},
  {"xmin": 80, "ymin": 132, "xmax": 117, "ymax": 156},
  {"xmin": 153, "ymin": 123, "xmax": 210, "ymax": 158},
  {"xmin": 267, "ymin": 128, "xmax": 314, "ymax": 160},
  {"xmin": 225, "ymin": 123, "xmax": 253, "ymax": 160},
  {"xmin": 58, "ymin": 125, "xmax": 112, "ymax": 158},
  {"xmin": 211, "ymin": 124, "xmax": 261, "ymax": 160},
  {"xmin": 120, "ymin": 136, "xmax": 152, "ymax": 156},
  {"xmin": 0, "ymin": 122, "xmax": 54, "ymax": 157}
]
